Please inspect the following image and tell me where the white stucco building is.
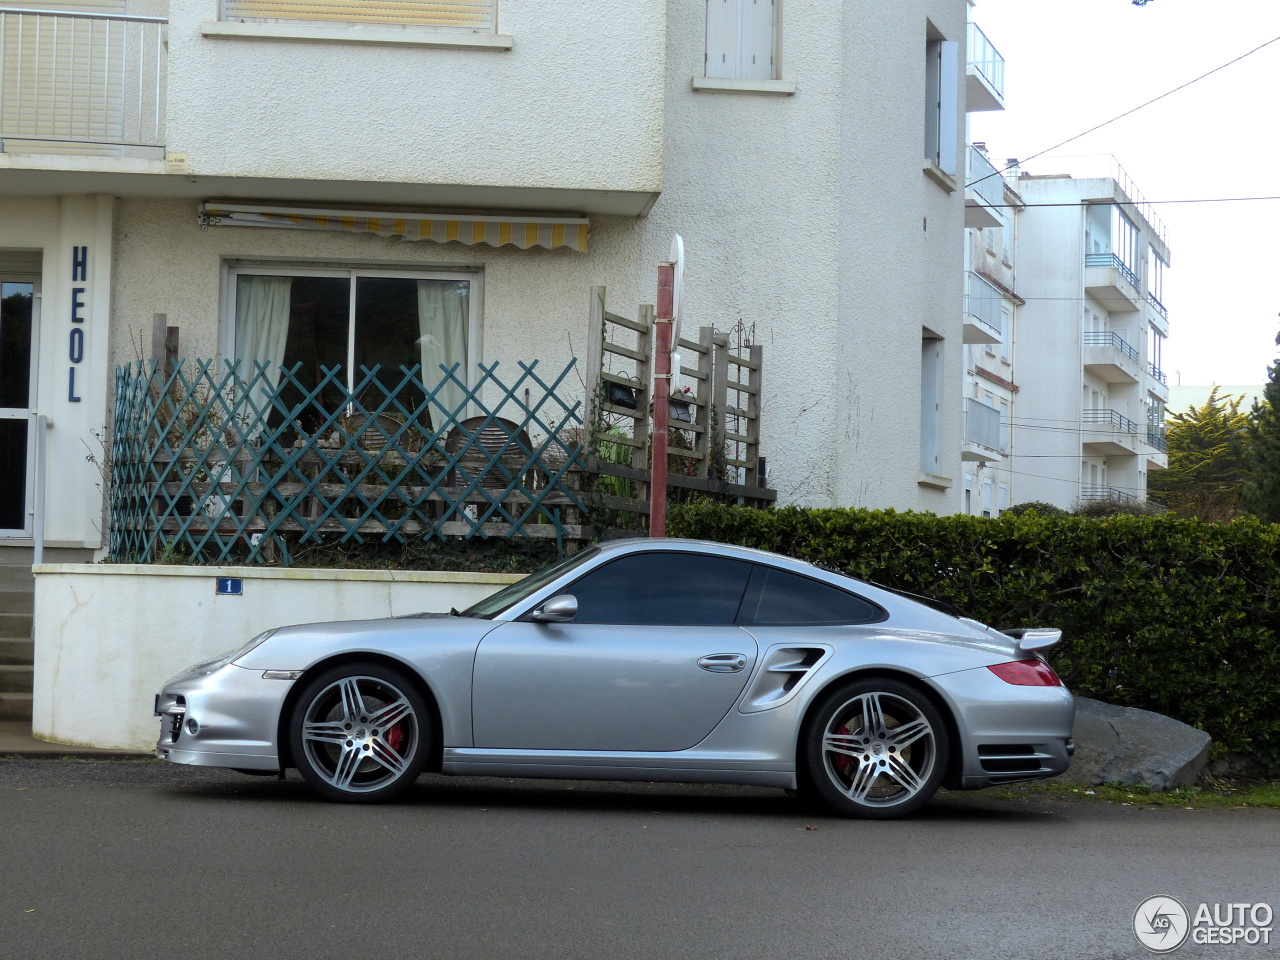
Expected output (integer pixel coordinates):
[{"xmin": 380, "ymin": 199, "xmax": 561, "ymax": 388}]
[
  {"xmin": 0, "ymin": 0, "xmax": 1000, "ymax": 556},
  {"xmin": 997, "ymin": 161, "xmax": 1170, "ymax": 510}
]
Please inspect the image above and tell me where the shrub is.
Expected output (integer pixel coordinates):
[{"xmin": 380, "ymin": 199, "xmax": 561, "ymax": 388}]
[
  {"xmin": 667, "ymin": 502, "xmax": 1280, "ymax": 763},
  {"xmin": 1004, "ymin": 501, "xmax": 1068, "ymax": 517}
]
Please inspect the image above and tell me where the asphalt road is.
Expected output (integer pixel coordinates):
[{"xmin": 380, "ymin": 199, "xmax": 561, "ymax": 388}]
[{"xmin": 0, "ymin": 759, "xmax": 1277, "ymax": 960}]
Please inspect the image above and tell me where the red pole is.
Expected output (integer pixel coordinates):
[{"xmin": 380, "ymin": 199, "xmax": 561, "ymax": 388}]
[{"xmin": 651, "ymin": 261, "xmax": 675, "ymax": 538}]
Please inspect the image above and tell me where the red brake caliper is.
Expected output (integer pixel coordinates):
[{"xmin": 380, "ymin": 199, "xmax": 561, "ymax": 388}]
[
  {"xmin": 833, "ymin": 723, "xmax": 853, "ymax": 776},
  {"xmin": 384, "ymin": 722, "xmax": 405, "ymax": 753}
]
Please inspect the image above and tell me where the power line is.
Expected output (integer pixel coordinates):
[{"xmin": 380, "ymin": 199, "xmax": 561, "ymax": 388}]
[
  {"xmin": 989, "ymin": 195, "xmax": 1280, "ymax": 210},
  {"xmin": 964, "ymin": 33, "xmax": 1280, "ymax": 190}
]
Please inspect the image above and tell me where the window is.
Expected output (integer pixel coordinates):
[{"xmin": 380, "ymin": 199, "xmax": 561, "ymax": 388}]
[
  {"xmin": 920, "ymin": 335, "xmax": 942, "ymax": 474},
  {"xmin": 225, "ymin": 264, "xmax": 479, "ymax": 430},
  {"xmin": 563, "ymin": 552, "xmax": 753, "ymax": 626},
  {"xmin": 924, "ymin": 36, "xmax": 959, "ymax": 175},
  {"xmin": 1149, "ymin": 248, "xmax": 1168, "ymax": 312},
  {"xmin": 741, "ymin": 567, "xmax": 885, "ymax": 626},
  {"xmin": 705, "ymin": 0, "xmax": 776, "ymax": 80},
  {"xmin": 1084, "ymin": 203, "xmax": 1141, "ymax": 283},
  {"xmin": 220, "ymin": 0, "xmax": 496, "ymax": 31}
]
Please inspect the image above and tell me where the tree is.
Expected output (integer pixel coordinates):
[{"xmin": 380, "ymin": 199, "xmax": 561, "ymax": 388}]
[
  {"xmin": 1243, "ymin": 337, "xmax": 1280, "ymax": 523},
  {"xmin": 1148, "ymin": 386, "xmax": 1249, "ymax": 521}
]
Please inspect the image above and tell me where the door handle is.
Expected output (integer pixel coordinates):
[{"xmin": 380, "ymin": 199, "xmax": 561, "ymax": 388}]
[{"xmin": 698, "ymin": 654, "xmax": 747, "ymax": 673}]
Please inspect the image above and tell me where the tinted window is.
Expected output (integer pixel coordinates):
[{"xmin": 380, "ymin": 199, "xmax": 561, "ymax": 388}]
[
  {"xmin": 744, "ymin": 567, "xmax": 884, "ymax": 625},
  {"xmin": 562, "ymin": 552, "xmax": 752, "ymax": 625}
]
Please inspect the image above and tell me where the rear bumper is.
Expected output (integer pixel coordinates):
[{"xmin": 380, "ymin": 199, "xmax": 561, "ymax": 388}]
[{"xmin": 930, "ymin": 663, "xmax": 1075, "ymax": 790}]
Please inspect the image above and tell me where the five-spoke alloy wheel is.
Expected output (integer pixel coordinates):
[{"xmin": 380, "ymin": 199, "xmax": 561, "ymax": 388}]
[
  {"xmin": 290, "ymin": 663, "xmax": 430, "ymax": 803},
  {"xmin": 803, "ymin": 678, "xmax": 949, "ymax": 819}
]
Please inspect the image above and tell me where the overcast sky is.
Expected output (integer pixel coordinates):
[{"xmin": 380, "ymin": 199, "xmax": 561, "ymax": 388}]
[{"xmin": 969, "ymin": 0, "xmax": 1280, "ymax": 391}]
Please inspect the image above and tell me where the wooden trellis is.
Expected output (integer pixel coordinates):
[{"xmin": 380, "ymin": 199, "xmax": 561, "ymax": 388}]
[
  {"xmin": 108, "ymin": 358, "xmax": 588, "ymax": 564},
  {"xmin": 582, "ymin": 286, "xmax": 774, "ymax": 523}
]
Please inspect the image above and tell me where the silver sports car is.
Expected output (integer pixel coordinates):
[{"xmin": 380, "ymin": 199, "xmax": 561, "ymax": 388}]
[{"xmin": 155, "ymin": 538, "xmax": 1074, "ymax": 818}]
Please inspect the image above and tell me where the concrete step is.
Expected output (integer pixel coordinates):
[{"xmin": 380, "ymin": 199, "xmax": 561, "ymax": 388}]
[
  {"xmin": 0, "ymin": 665, "xmax": 32, "ymax": 693},
  {"xmin": 0, "ymin": 591, "xmax": 33, "ymax": 615},
  {"xmin": 0, "ymin": 613, "xmax": 33, "ymax": 640},
  {"xmin": 0, "ymin": 693, "xmax": 32, "ymax": 721},
  {"xmin": 0, "ymin": 564, "xmax": 34, "ymax": 591},
  {"xmin": 0, "ymin": 640, "xmax": 33, "ymax": 665}
]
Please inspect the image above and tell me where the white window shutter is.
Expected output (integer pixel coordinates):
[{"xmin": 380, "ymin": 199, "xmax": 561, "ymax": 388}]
[
  {"xmin": 924, "ymin": 40, "xmax": 941, "ymax": 165},
  {"xmin": 739, "ymin": 0, "xmax": 774, "ymax": 81},
  {"xmin": 938, "ymin": 40, "xmax": 959, "ymax": 175},
  {"xmin": 705, "ymin": 0, "xmax": 738, "ymax": 79}
]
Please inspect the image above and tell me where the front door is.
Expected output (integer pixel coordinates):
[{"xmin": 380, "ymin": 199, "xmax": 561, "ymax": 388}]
[
  {"xmin": 0, "ymin": 280, "xmax": 38, "ymax": 537},
  {"xmin": 472, "ymin": 551, "xmax": 759, "ymax": 752}
]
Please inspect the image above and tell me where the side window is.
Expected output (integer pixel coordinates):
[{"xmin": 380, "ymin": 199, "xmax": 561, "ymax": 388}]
[
  {"xmin": 742, "ymin": 567, "xmax": 885, "ymax": 626},
  {"xmin": 561, "ymin": 553, "xmax": 752, "ymax": 626}
]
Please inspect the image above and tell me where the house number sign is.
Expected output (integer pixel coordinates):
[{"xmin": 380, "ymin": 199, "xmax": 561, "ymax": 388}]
[{"xmin": 68, "ymin": 245, "xmax": 88, "ymax": 403}]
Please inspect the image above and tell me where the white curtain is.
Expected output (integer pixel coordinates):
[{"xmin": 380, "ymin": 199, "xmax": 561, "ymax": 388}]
[
  {"xmin": 234, "ymin": 275, "xmax": 292, "ymax": 432},
  {"xmin": 417, "ymin": 280, "xmax": 468, "ymax": 425}
]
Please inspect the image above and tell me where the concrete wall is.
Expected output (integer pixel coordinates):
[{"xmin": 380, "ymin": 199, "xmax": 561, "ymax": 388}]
[
  {"xmin": 31, "ymin": 564, "xmax": 518, "ymax": 750},
  {"xmin": 165, "ymin": 0, "xmax": 666, "ymax": 194}
]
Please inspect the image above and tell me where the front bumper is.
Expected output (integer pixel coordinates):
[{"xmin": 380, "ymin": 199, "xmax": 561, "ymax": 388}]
[
  {"xmin": 154, "ymin": 662, "xmax": 291, "ymax": 772},
  {"xmin": 931, "ymin": 664, "xmax": 1076, "ymax": 789}
]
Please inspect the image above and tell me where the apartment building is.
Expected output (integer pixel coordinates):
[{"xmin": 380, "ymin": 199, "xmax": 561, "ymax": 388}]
[
  {"xmin": 0, "ymin": 0, "xmax": 998, "ymax": 562},
  {"xmin": 1003, "ymin": 162, "xmax": 1170, "ymax": 510},
  {"xmin": 959, "ymin": 140, "xmax": 1018, "ymax": 517}
]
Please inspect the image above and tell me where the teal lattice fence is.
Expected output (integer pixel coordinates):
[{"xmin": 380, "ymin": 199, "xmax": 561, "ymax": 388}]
[{"xmin": 108, "ymin": 358, "xmax": 587, "ymax": 564}]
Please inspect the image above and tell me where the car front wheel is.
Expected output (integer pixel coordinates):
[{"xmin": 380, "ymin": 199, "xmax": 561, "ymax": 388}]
[
  {"xmin": 802, "ymin": 678, "xmax": 948, "ymax": 819},
  {"xmin": 290, "ymin": 663, "xmax": 430, "ymax": 803}
]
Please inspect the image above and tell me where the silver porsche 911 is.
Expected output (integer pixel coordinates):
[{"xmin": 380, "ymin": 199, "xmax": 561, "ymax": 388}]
[{"xmin": 155, "ymin": 538, "xmax": 1074, "ymax": 818}]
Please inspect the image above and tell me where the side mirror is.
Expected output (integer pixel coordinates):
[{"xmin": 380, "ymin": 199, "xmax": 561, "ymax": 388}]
[{"xmin": 530, "ymin": 594, "xmax": 578, "ymax": 623}]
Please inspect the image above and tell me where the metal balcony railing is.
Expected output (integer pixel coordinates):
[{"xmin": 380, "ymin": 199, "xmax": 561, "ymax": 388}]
[
  {"xmin": 965, "ymin": 271, "xmax": 1004, "ymax": 338},
  {"xmin": 966, "ymin": 145, "xmax": 1004, "ymax": 209},
  {"xmin": 1083, "ymin": 408, "xmax": 1139, "ymax": 435},
  {"xmin": 1147, "ymin": 292, "xmax": 1168, "ymax": 318},
  {"xmin": 0, "ymin": 7, "xmax": 167, "ymax": 148},
  {"xmin": 1147, "ymin": 362, "xmax": 1168, "ymax": 386},
  {"xmin": 1085, "ymin": 252, "xmax": 1140, "ymax": 291},
  {"xmin": 964, "ymin": 398, "xmax": 1004, "ymax": 453},
  {"xmin": 1080, "ymin": 485, "xmax": 1140, "ymax": 504},
  {"xmin": 967, "ymin": 22, "xmax": 1005, "ymax": 100},
  {"xmin": 1083, "ymin": 330, "xmax": 1140, "ymax": 364},
  {"xmin": 1146, "ymin": 428, "xmax": 1168, "ymax": 452}
]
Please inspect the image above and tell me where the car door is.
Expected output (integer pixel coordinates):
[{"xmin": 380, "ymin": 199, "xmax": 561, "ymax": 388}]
[{"xmin": 472, "ymin": 551, "xmax": 757, "ymax": 752}]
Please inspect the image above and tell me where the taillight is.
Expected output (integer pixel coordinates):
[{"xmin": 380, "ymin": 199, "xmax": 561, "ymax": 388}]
[{"xmin": 987, "ymin": 659, "xmax": 1062, "ymax": 686}]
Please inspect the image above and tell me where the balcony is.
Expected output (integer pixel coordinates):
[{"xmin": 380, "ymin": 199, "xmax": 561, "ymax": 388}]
[
  {"xmin": 0, "ymin": 8, "xmax": 167, "ymax": 155},
  {"xmin": 963, "ymin": 272, "xmax": 1004, "ymax": 345},
  {"xmin": 1147, "ymin": 362, "xmax": 1168, "ymax": 387},
  {"xmin": 1083, "ymin": 331, "xmax": 1140, "ymax": 384},
  {"xmin": 966, "ymin": 22, "xmax": 1005, "ymax": 112},
  {"xmin": 1084, "ymin": 253, "xmax": 1142, "ymax": 313},
  {"xmin": 1082, "ymin": 408, "xmax": 1140, "ymax": 456},
  {"xmin": 962, "ymin": 398, "xmax": 1003, "ymax": 462},
  {"xmin": 1080, "ymin": 485, "xmax": 1165, "ymax": 512},
  {"xmin": 1147, "ymin": 292, "xmax": 1168, "ymax": 319},
  {"xmin": 965, "ymin": 146, "xmax": 1005, "ymax": 228}
]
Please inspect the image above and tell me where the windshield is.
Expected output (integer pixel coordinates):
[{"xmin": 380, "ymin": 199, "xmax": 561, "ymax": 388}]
[{"xmin": 460, "ymin": 546, "xmax": 601, "ymax": 619}]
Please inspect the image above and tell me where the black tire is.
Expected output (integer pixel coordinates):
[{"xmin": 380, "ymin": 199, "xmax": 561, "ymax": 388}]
[
  {"xmin": 289, "ymin": 662, "xmax": 431, "ymax": 803},
  {"xmin": 801, "ymin": 677, "xmax": 949, "ymax": 820}
]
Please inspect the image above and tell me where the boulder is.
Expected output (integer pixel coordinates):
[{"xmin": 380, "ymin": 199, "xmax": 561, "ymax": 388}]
[{"xmin": 1058, "ymin": 697, "xmax": 1212, "ymax": 791}]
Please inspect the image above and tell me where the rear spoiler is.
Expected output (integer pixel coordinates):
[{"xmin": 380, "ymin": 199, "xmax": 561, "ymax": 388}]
[{"xmin": 1001, "ymin": 627, "xmax": 1062, "ymax": 655}]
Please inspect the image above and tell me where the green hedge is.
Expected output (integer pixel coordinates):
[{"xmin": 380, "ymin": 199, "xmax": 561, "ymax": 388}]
[{"xmin": 668, "ymin": 503, "xmax": 1280, "ymax": 761}]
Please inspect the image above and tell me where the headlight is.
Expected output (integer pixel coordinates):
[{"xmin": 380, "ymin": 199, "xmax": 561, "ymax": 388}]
[{"xmin": 229, "ymin": 628, "xmax": 278, "ymax": 664}]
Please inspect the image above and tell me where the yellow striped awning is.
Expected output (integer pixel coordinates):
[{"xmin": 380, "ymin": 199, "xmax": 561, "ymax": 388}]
[{"xmin": 198, "ymin": 203, "xmax": 589, "ymax": 252}]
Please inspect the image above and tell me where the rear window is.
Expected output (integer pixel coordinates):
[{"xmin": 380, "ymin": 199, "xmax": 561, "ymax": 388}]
[{"xmin": 741, "ymin": 566, "xmax": 885, "ymax": 626}]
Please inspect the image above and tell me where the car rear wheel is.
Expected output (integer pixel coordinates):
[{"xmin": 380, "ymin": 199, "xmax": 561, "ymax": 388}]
[
  {"xmin": 802, "ymin": 678, "xmax": 948, "ymax": 819},
  {"xmin": 290, "ymin": 663, "xmax": 430, "ymax": 803}
]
